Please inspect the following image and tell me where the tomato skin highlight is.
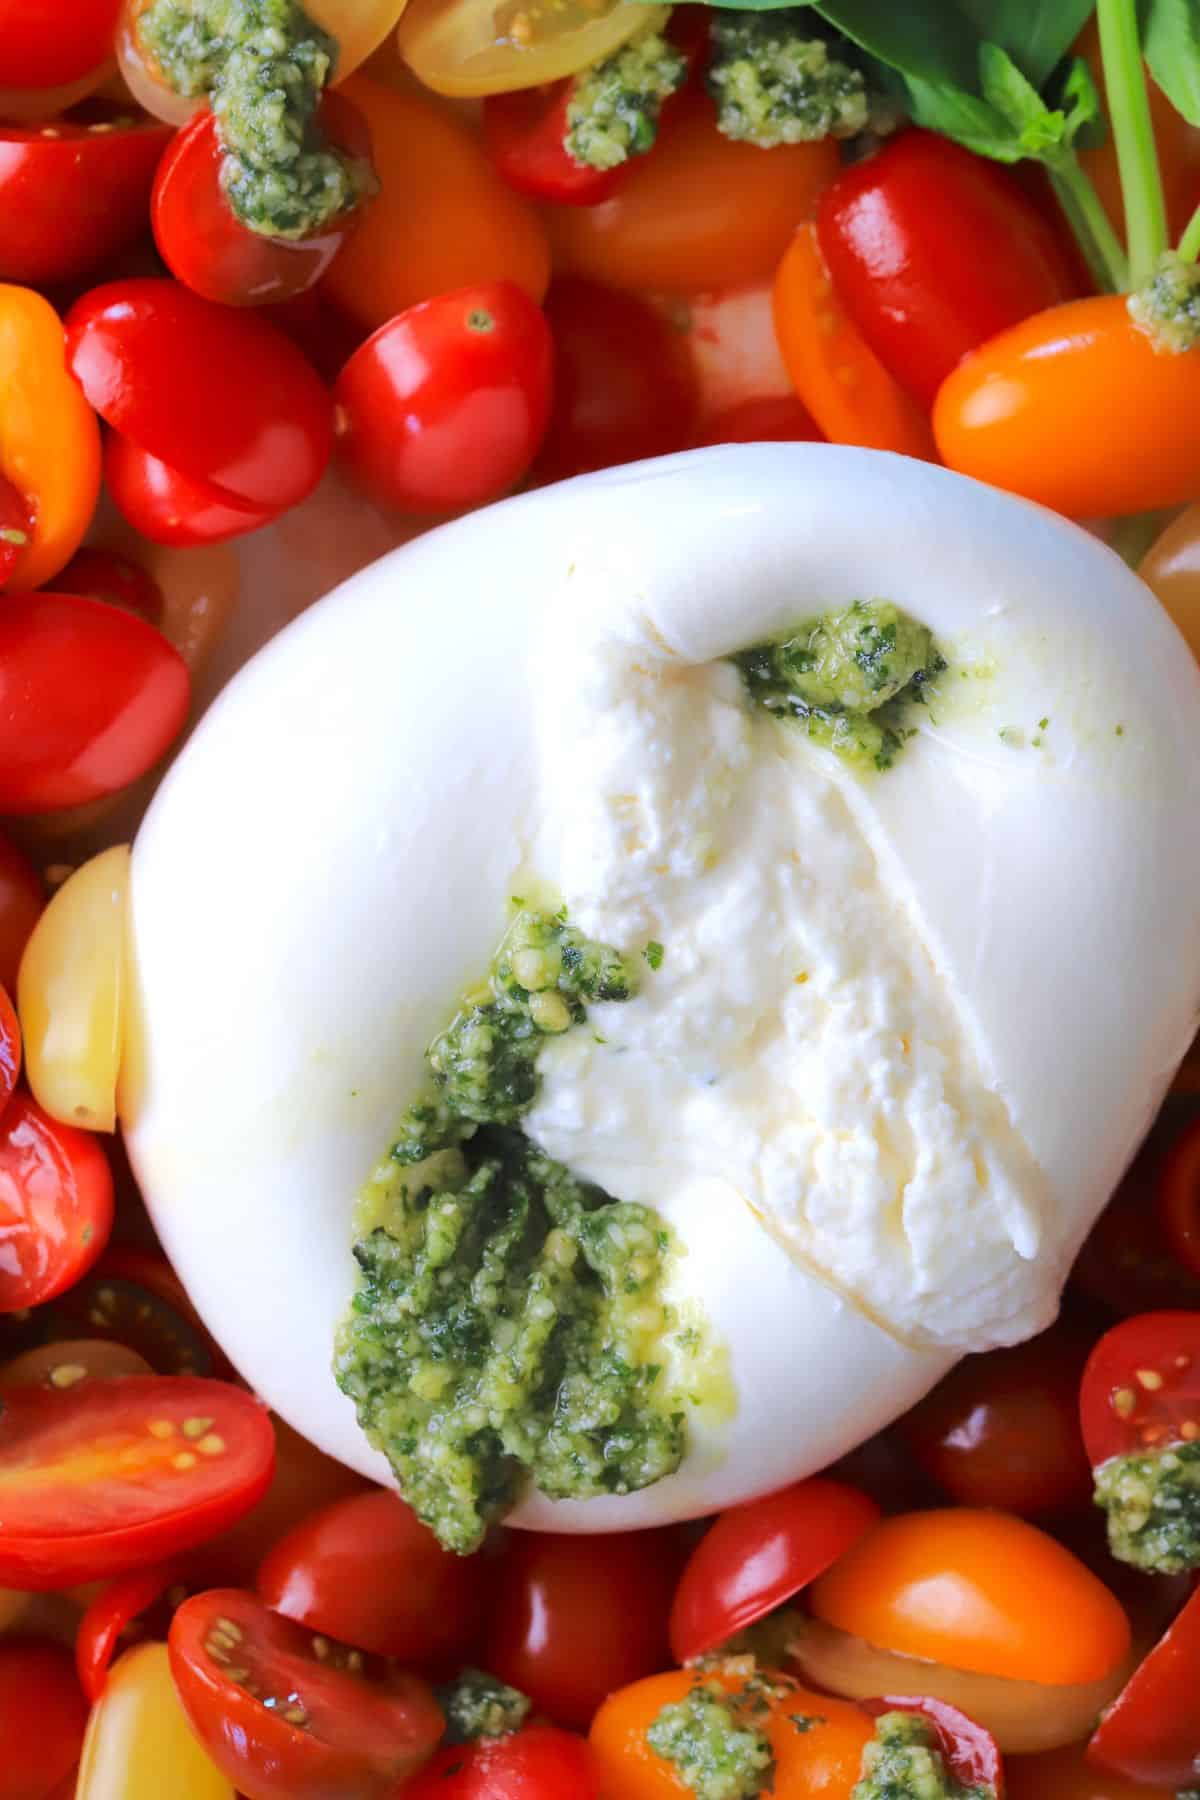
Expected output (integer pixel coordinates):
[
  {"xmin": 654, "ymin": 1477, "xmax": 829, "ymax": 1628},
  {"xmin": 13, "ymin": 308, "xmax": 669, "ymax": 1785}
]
[
  {"xmin": 1080, "ymin": 1312, "xmax": 1200, "ymax": 1466},
  {"xmin": 405, "ymin": 1724, "xmax": 602, "ymax": 1800},
  {"xmin": 0, "ymin": 117, "xmax": 170, "ymax": 287},
  {"xmin": 860, "ymin": 1697, "xmax": 1004, "ymax": 1797},
  {"xmin": 1088, "ymin": 1582, "xmax": 1200, "ymax": 1789},
  {"xmin": 105, "ymin": 432, "xmax": 277, "ymax": 549},
  {"xmin": 334, "ymin": 281, "xmax": 553, "ymax": 515},
  {"xmin": 670, "ymin": 1476, "xmax": 882, "ymax": 1664},
  {"xmin": 76, "ymin": 1561, "xmax": 177, "ymax": 1701},
  {"xmin": 0, "ymin": 1092, "xmax": 113, "ymax": 1313},
  {"xmin": 0, "ymin": 1638, "xmax": 90, "ymax": 1800},
  {"xmin": 0, "ymin": 985, "xmax": 19, "ymax": 1120},
  {"xmin": 0, "ymin": 0, "xmax": 121, "ymax": 89},
  {"xmin": 816, "ymin": 130, "xmax": 1078, "ymax": 410},
  {"xmin": 483, "ymin": 83, "xmax": 625, "ymax": 207}
]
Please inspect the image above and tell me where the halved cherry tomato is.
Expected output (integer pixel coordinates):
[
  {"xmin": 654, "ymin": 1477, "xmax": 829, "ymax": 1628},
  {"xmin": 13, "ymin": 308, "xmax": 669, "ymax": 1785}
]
[
  {"xmin": 547, "ymin": 88, "xmax": 840, "ymax": 296},
  {"xmin": 698, "ymin": 394, "xmax": 822, "ymax": 446},
  {"xmin": 0, "ymin": 1339, "xmax": 152, "ymax": 1387},
  {"xmin": 406, "ymin": 1724, "xmax": 602, "ymax": 1800},
  {"xmin": 50, "ymin": 1246, "xmax": 227, "ymax": 1379},
  {"xmin": 105, "ymin": 432, "xmax": 277, "ymax": 548},
  {"xmin": 816, "ymin": 131, "xmax": 1079, "ymax": 410},
  {"xmin": 398, "ymin": 0, "xmax": 666, "ymax": 96},
  {"xmin": 76, "ymin": 1561, "xmax": 178, "ymax": 1701},
  {"xmin": 1088, "ymin": 1582, "xmax": 1200, "ymax": 1789},
  {"xmin": 484, "ymin": 1528, "xmax": 684, "ymax": 1731},
  {"xmin": 0, "ymin": 591, "xmax": 189, "ymax": 814},
  {"xmin": 0, "ymin": 1375, "xmax": 274, "ymax": 1588},
  {"xmin": 66, "ymin": 277, "xmax": 332, "ymax": 511},
  {"xmin": 55, "ymin": 546, "xmax": 165, "ymax": 628},
  {"xmin": 153, "ymin": 94, "xmax": 374, "ymax": 308},
  {"xmin": 483, "ymin": 81, "xmax": 625, "ymax": 207},
  {"xmin": 861, "ymin": 1698, "xmax": 1004, "ymax": 1797},
  {"xmin": 0, "ymin": 116, "xmax": 170, "ymax": 287},
  {"xmin": 534, "ymin": 277, "xmax": 697, "ymax": 482},
  {"xmin": 257, "ymin": 1488, "xmax": 483, "ymax": 1671},
  {"xmin": 323, "ymin": 75, "xmax": 550, "ymax": 335},
  {"xmin": 0, "ymin": 0, "xmax": 121, "ymax": 89},
  {"xmin": 169, "ymin": 1588, "xmax": 444, "ymax": 1800},
  {"xmin": 0, "ymin": 1092, "xmax": 112, "ymax": 1312},
  {"xmin": 0, "ymin": 985, "xmax": 19, "ymax": 1119},
  {"xmin": 335, "ymin": 281, "xmax": 553, "ymax": 515},
  {"xmin": 670, "ymin": 1476, "xmax": 882, "ymax": 1665},
  {"xmin": 772, "ymin": 225, "xmax": 937, "ymax": 458},
  {"xmin": 1080, "ymin": 1312, "xmax": 1200, "ymax": 1465},
  {"xmin": 0, "ymin": 833, "xmax": 42, "ymax": 998},
  {"xmin": 0, "ymin": 285, "xmax": 102, "ymax": 591},
  {"xmin": 1157, "ymin": 1117, "xmax": 1200, "ymax": 1284},
  {"xmin": 0, "ymin": 1639, "xmax": 89, "ymax": 1800},
  {"xmin": 76, "ymin": 1639, "xmax": 235, "ymax": 1800}
]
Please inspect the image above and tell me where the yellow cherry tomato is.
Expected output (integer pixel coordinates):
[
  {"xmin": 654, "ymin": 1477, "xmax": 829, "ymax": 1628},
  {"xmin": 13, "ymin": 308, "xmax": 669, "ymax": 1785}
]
[
  {"xmin": 398, "ymin": 0, "xmax": 667, "ymax": 95},
  {"xmin": 76, "ymin": 1642, "xmax": 236, "ymax": 1800},
  {"xmin": 1138, "ymin": 504, "xmax": 1200, "ymax": 667},
  {"xmin": 18, "ymin": 846, "xmax": 130, "ymax": 1134}
]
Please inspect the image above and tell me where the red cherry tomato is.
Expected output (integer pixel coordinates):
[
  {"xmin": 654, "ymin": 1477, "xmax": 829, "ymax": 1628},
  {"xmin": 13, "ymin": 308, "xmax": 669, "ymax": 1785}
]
[
  {"xmin": 862, "ymin": 1698, "xmax": 1004, "ymax": 1796},
  {"xmin": 153, "ymin": 95, "xmax": 373, "ymax": 308},
  {"xmin": 76, "ymin": 1561, "xmax": 178, "ymax": 1701},
  {"xmin": 1088, "ymin": 1582, "xmax": 1200, "ymax": 1789},
  {"xmin": 0, "ymin": 467, "xmax": 36, "ymax": 585},
  {"xmin": 0, "ymin": 0, "xmax": 121, "ymax": 89},
  {"xmin": 105, "ymin": 431, "xmax": 277, "ymax": 549},
  {"xmin": 0, "ymin": 1092, "xmax": 112, "ymax": 1313},
  {"xmin": 65, "ymin": 277, "xmax": 332, "ymax": 510},
  {"xmin": 0, "ymin": 115, "xmax": 170, "ymax": 286},
  {"xmin": 0, "ymin": 589, "xmax": 190, "ymax": 814},
  {"xmin": 257, "ymin": 1488, "xmax": 484, "ymax": 1672},
  {"xmin": 698, "ymin": 394, "xmax": 822, "ymax": 447},
  {"xmin": 484, "ymin": 1529, "xmax": 683, "ymax": 1730},
  {"xmin": 0, "ymin": 985, "xmax": 19, "ymax": 1120},
  {"xmin": 334, "ymin": 280, "xmax": 553, "ymax": 515},
  {"xmin": 0, "ymin": 1639, "xmax": 89, "ymax": 1800},
  {"xmin": 50, "ymin": 1245, "xmax": 228, "ymax": 1379},
  {"xmin": 670, "ymin": 1476, "xmax": 882, "ymax": 1664},
  {"xmin": 404, "ymin": 1724, "xmax": 601, "ymax": 1800},
  {"xmin": 1080, "ymin": 1313, "xmax": 1200, "ymax": 1465},
  {"xmin": 815, "ymin": 130, "xmax": 1079, "ymax": 408},
  {"xmin": 482, "ymin": 83, "xmax": 625, "ymax": 206},
  {"xmin": 0, "ymin": 1375, "xmax": 275, "ymax": 1589},
  {"xmin": 533, "ymin": 277, "xmax": 698, "ymax": 482},
  {"xmin": 0, "ymin": 833, "xmax": 42, "ymax": 997},
  {"xmin": 1157, "ymin": 1116, "xmax": 1200, "ymax": 1284},
  {"xmin": 54, "ymin": 545, "xmax": 165, "ymax": 627},
  {"xmin": 169, "ymin": 1588, "xmax": 444, "ymax": 1800},
  {"xmin": 899, "ymin": 1322, "xmax": 1094, "ymax": 1517},
  {"xmin": 1073, "ymin": 1124, "xmax": 1200, "ymax": 1316}
]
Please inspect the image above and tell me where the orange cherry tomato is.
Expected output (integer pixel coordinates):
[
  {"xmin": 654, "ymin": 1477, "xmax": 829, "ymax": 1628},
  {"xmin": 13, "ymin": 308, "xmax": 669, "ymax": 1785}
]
[
  {"xmin": 547, "ymin": 89, "xmax": 839, "ymax": 297},
  {"xmin": 808, "ymin": 1510, "xmax": 1131, "ymax": 1688},
  {"xmin": 322, "ymin": 74, "xmax": 550, "ymax": 335},
  {"xmin": 773, "ymin": 225, "xmax": 937, "ymax": 458},
  {"xmin": 934, "ymin": 296, "xmax": 1200, "ymax": 519},
  {"xmin": 589, "ymin": 1668, "xmax": 873, "ymax": 1800},
  {"xmin": 1007, "ymin": 1738, "xmax": 1177, "ymax": 1800},
  {"xmin": 0, "ymin": 286, "xmax": 101, "ymax": 590},
  {"xmin": 1139, "ymin": 503, "xmax": 1200, "ymax": 667}
]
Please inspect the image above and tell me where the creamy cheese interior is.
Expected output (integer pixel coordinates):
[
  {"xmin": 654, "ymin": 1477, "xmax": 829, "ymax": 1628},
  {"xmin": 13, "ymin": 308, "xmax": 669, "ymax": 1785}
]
[{"xmin": 523, "ymin": 635, "xmax": 1052, "ymax": 1353}]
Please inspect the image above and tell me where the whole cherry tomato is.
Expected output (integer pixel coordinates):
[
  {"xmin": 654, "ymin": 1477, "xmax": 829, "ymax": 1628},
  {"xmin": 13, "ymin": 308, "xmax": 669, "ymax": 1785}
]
[
  {"xmin": 484, "ymin": 1529, "xmax": 683, "ymax": 1730},
  {"xmin": 0, "ymin": 1639, "xmax": 89, "ymax": 1800},
  {"xmin": 698, "ymin": 393, "xmax": 822, "ymax": 446},
  {"xmin": 105, "ymin": 431, "xmax": 276, "ymax": 549},
  {"xmin": 483, "ymin": 82, "xmax": 625, "ymax": 206},
  {"xmin": 0, "ymin": 116, "xmax": 170, "ymax": 287},
  {"xmin": 1156, "ymin": 1116, "xmax": 1200, "ymax": 1282},
  {"xmin": 816, "ymin": 131, "xmax": 1079, "ymax": 409},
  {"xmin": 169, "ymin": 1588, "xmax": 443, "ymax": 1800},
  {"xmin": 0, "ymin": 833, "xmax": 41, "ymax": 1003},
  {"xmin": 534, "ymin": 277, "xmax": 698, "ymax": 481},
  {"xmin": 1080, "ymin": 1312, "xmax": 1200, "ymax": 1465},
  {"xmin": 405, "ymin": 1725, "xmax": 602, "ymax": 1800},
  {"xmin": 0, "ymin": 1092, "xmax": 112, "ymax": 1312},
  {"xmin": 334, "ymin": 282, "xmax": 553, "ymax": 515},
  {"xmin": 0, "ymin": 0, "xmax": 121, "ymax": 89}
]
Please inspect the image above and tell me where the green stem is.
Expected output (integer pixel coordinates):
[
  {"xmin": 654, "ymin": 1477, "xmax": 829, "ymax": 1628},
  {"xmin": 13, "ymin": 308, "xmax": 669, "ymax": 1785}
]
[
  {"xmin": 1178, "ymin": 198, "xmax": 1200, "ymax": 264},
  {"xmin": 1049, "ymin": 157, "xmax": 1130, "ymax": 294},
  {"xmin": 1096, "ymin": 0, "xmax": 1167, "ymax": 287}
]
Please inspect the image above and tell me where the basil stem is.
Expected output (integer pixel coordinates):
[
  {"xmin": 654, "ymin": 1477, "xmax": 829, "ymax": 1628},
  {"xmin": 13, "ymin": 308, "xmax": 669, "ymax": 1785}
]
[{"xmin": 1096, "ymin": 0, "xmax": 1168, "ymax": 287}]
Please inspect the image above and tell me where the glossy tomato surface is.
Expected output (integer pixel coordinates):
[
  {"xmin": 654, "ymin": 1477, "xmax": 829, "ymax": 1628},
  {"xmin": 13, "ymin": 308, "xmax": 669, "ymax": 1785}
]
[
  {"xmin": 0, "ymin": 985, "xmax": 18, "ymax": 1119},
  {"xmin": 1088, "ymin": 1583, "xmax": 1200, "ymax": 1789},
  {"xmin": 0, "ymin": 116, "xmax": 170, "ymax": 286},
  {"xmin": 404, "ymin": 1724, "xmax": 602, "ymax": 1800},
  {"xmin": 0, "ymin": 0, "xmax": 121, "ymax": 88},
  {"xmin": 482, "ymin": 82, "xmax": 623, "ymax": 206},
  {"xmin": 76, "ymin": 1562, "xmax": 179, "ymax": 1701},
  {"xmin": 1081, "ymin": 1312, "xmax": 1200, "ymax": 1465},
  {"xmin": 105, "ymin": 431, "xmax": 277, "ymax": 549},
  {"xmin": 0, "ymin": 1092, "xmax": 112, "ymax": 1312}
]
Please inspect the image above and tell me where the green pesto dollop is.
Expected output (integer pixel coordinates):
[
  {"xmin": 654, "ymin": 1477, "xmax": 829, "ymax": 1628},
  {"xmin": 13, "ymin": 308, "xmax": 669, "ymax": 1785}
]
[
  {"xmin": 1127, "ymin": 253, "xmax": 1200, "ymax": 354},
  {"xmin": 706, "ymin": 11, "xmax": 894, "ymax": 149},
  {"xmin": 437, "ymin": 1668, "xmax": 532, "ymax": 1743},
  {"xmin": 1094, "ymin": 1440, "xmax": 1200, "ymax": 1573},
  {"xmin": 137, "ymin": 0, "xmax": 365, "ymax": 238},
  {"xmin": 733, "ymin": 599, "xmax": 946, "ymax": 772},
  {"xmin": 565, "ymin": 25, "xmax": 688, "ymax": 172},
  {"xmin": 647, "ymin": 1678, "xmax": 776, "ymax": 1800},
  {"xmin": 336, "ymin": 907, "xmax": 706, "ymax": 1555},
  {"xmin": 852, "ymin": 1712, "xmax": 993, "ymax": 1800}
]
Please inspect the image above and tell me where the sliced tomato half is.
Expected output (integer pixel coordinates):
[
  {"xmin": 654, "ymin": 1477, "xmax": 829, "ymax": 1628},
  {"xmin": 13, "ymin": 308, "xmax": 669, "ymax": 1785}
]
[
  {"xmin": 0, "ymin": 1094, "xmax": 113, "ymax": 1313},
  {"xmin": 861, "ymin": 1697, "xmax": 1004, "ymax": 1796},
  {"xmin": 75, "ymin": 1560, "xmax": 179, "ymax": 1701},
  {"xmin": 1088, "ymin": 1582, "xmax": 1200, "ymax": 1788},
  {"xmin": 1080, "ymin": 1312, "xmax": 1200, "ymax": 1465}
]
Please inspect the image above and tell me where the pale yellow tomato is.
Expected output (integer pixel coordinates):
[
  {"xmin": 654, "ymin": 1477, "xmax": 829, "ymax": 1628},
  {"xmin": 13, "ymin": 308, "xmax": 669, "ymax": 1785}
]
[
  {"xmin": 0, "ymin": 1338, "xmax": 152, "ymax": 1389},
  {"xmin": 1139, "ymin": 504, "xmax": 1200, "ymax": 667},
  {"xmin": 397, "ymin": 0, "xmax": 669, "ymax": 96},
  {"xmin": 77, "ymin": 1642, "xmax": 236, "ymax": 1800},
  {"xmin": 17, "ymin": 846, "xmax": 130, "ymax": 1133}
]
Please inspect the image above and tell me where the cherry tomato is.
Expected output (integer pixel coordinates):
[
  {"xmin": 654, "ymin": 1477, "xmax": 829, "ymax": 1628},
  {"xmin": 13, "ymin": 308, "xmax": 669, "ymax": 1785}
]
[
  {"xmin": 533, "ymin": 277, "xmax": 697, "ymax": 482},
  {"xmin": 335, "ymin": 281, "xmax": 552, "ymax": 515},
  {"xmin": 55, "ymin": 547, "xmax": 165, "ymax": 628},
  {"xmin": 105, "ymin": 431, "xmax": 277, "ymax": 549},
  {"xmin": 76, "ymin": 1638, "xmax": 235, "ymax": 1800},
  {"xmin": 547, "ymin": 88, "xmax": 839, "ymax": 296},
  {"xmin": 809, "ymin": 1510, "xmax": 1131, "ymax": 1687},
  {"xmin": 0, "ymin": 1375, "xmax": 274, "ymax": 1589},
  {"xmin": 0, "ymin": 0, "xmax": 121, "ymax": 89},
  {"xmin": 169, "ymin": 1588, "xmax": 444, "ymax": 1800},
  {"xmin": 153, "ymin": 95, "xmax": 373, "ymax": 308},
  {"xmin": 1009, "ymin": 1739, "xmax": 1177, "ymax": 1800},
  {"xmin": 484, "ymin": 1528, "xmax": 683, "ymax": 1731},
  {"xmin": 1139, "ymin": 502, "xmax": 1200, "ymax": 669},
  {"xmin": 398, "ymin": 0, "xmax": 667, "ymax": 97},
  {"xmin": 1072, "ymin": 1120, "xmax": 1200, "ymax": 1316},
  {"xmin": 0, "ymin": 984, "xmax": 19, "ymax": 1119},
  {"xmin": 670, "ymin": 1477, "xmax": 882, "ymax": 1664},
  {"xmin": 50, "ymin": 1246, "xmax": 227, "ymax": 1379},
  {"xmin": 0, "ymin": 834, "xmax": 42, "ymax": 999},
  {"xmin": 482, "ymin": 83, "xmax": 624, "ymax": 207},
  {"xmin": 76, "ymin": 1562, "xmax": 178, "ymax": 1701},
  {"xmin": 816, "ymin": 131, "xmax": 1078, "ymax": 410},
  {"xmin": 0, "ymin": 116, "xmax": 170, "ymax": 287},
  {"xmin": 323, "ymin": 76, "xmax": 550, "ymax": 336},
  {"xmin": 0, "ymin": 1093, "xmax": 112, "ymax": 1312},
  {"xmin": 698, "ymin": 394, "xmax": 822, "ymax": 446},
  {"xmin": 1080, "ymin": 1312, "xmax": 1200, "ymax": 1465},
  {"xmin": 898, "ymin": 1323, "xmax": 1094, "ymax": 1517},
  {"xmin": 0, "ymin": 1639, "xmax": 89, "ymax": 1800},
  {"xmin": 85, "ymin": 518, "xmax": 241, "ymax": 679},
  {"xmin": 65, "ymin": 277, "xmax": 332, "ymax": 511},
  {"xmin": 405, "ymin": 1724, "xmax": 602, "ymax": 1800},
  {"xmin": 860, "ymin": 1698, "xmax": 1004, "ymax": 1796},
  {"xmin": 0, "ymin": 590, "xmax": 189, "ymax": 814},
  {"xmin": 0, "ymin": 1338, "xmax": 152, "ymax": 1387},
  {"xmin": 1088, "ymin": 1583, "xmax": 1200, "ymax": 1789},
  {"xmin": 0, "ymin": 465, "xmax": 36, "ymax": 584},
  {"xmin": 1157, "ymin": 1116, "xmax": 1200, "ymax": 1283},
  {"xmin": 257, "ymin": 1488, "xmax": 483, "ymax": 1671}
]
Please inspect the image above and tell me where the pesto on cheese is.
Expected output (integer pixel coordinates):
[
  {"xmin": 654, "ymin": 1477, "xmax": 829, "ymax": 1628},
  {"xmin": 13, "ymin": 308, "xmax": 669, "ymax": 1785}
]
[
  {"xmin": 437, "ymin": 1668, "xmax": 531, "ymax": 1743},
  {"xmin": 852, "ymin": 1711, "xmax": 994, "ymax": 1800},
  {"xmin": 137, "ymin": 0, "xmax": 366, "ymax": 238},
  {"xmin": 734, "ymin": 600, "xmax": 946, "ymax": 771},
  {"xmin": 1094, "ymin": 1441, "xmax": 1200, "ymax": 1573},
  {"xmin": 336, "ymin": 907, "xmax": 715, "ymax": 1554}
]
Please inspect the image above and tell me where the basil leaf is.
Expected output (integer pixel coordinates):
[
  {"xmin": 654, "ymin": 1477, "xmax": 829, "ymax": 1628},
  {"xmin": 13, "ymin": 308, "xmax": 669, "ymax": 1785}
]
[
  {"xmin": 1142, "ymin": 0, "xmax": 1200, "ymax": 125},
  {"xmin": 1055, "ymin": 53, "xmax": 1106, "ymax": 148},
  {"xmin": 956, "ymin": 0, "xmax": 1098, "ymax": 86},
  {"xmin": 808, "ymin": 0, "xmax": 981, "ymax": 89},
  {"xmin": 904, "ymin": 73, "xmax": 1022, "ymax": 161}
]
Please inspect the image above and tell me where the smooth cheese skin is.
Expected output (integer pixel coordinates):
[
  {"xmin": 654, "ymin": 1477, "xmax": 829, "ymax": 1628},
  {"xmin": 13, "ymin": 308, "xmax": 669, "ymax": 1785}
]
[{"xmin": 120, "ymin": 445, "xmax": 1200, "ymax": 1532}]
